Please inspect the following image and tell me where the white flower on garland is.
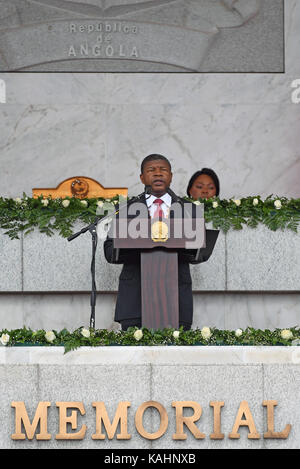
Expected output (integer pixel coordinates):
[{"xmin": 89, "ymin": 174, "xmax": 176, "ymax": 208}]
[
  {"xmin": 193, "ymin": 200, "xmax": 201, "ymax": 205},
  {"xmin": 173, "ymin": 330, "xmax": 180, "ymax": 339},
  {"xmin": 62, "ymin": 199, "xmax": 70, "ymax": 208},
  {"xmin": 81, "ymin": 328, "xmax": 90, "ymax": 338},
  {"xmin": 280, "ymin": 329, "xmax": 293, "ymax": 340},
  {"xmin": 80, "ymin": 200, "xmax": 88, "ymax": 207},
  {"xmin": 235, "ymin": 328, "xmax": 243, "ymax": 337},
  {"xmin": 97, "ymin": 200, "xmax": 104, "ymax": 208},
  {"xmin": 41, "ymin": 199, "xmax": 49, "ymax": 207},
  {"xmin": 133, "ymin": 329, "xmax": 143, "ymax": 341},
  {"xmin": 212, "ymin": 201, "xmax": 218, "ymax": 208},
  {"xmin": 201, "ymin": 326, "xmax": 212, "ymax": 340},
  {"xmin": 253, "ymin": 198, "xmax": 259, "ymax": 206},
  {"xmin": 0, "ymin": 333, "xmax": 10, "ymax": 346},
  {"xmin": 274, "ymin": 199, "xmax": 282, "ymax": 209},
  {"xmin": 45, "ymin": 330, "xmax": 56, "ymax": 343},
  {"xmin": 14, "ymin": 197, "xmax": 22, "ymax": 204},
  {"xmin": 233, "ymin": 199, "xmax": 241, "ymax": 206}
]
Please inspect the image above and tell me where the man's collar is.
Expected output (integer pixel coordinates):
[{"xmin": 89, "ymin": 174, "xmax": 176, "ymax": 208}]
[{"xmin": 146, "ymin": 192, "xmax": 172, "ymax": 207}]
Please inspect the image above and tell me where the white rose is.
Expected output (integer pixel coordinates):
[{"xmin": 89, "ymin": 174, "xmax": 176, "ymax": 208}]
[
  {"xmin": 41, "ymin": 199, "xmax": 49, "ymax": 206},
  {"xmin": 233, "ymin": 199, "xmax": 241, "ymax": 206},
  {"xmin": 81, "ymin": 328, "xmax": 90, "ymax": 338},
  {"xmin": 193, "ymin": 200, "xmax": 201, "ymax": 205},
  {"xmin": 14, "ymin": 197, "xmax": 22, "ymax": 204},
  {"xmin": 280, "ymin": 329, "xmax": 293, "ymax": 340},
  {"xmin": 97, "ymin": 200, "xmax": 104, "ymax": 208},
  {"xmin": 133, "ymin": 329, "xmax": 143, "ymax": 341},
  {"xmin": 62, "ymin": 199, "xmax": 70, "ymax": 208},
  {"xmin": 212, "ymin": 201, "xmax": 218, "ymax": 208},
  {"xmin": 173, "ymin": 330, "xmax": 180, "ymax": 339},
  {"xmin": 0, "ymin": 333, "xmax": 10, "ymax": 346},
  {"xmin": 274, "ymin": 200, "xmax": 282, "ymax": 209},
  {"xmin": 201, "ymin": 326, "xmax": 212, "ymax": 340},
  {"xmin": 45, "ymin": 330, "xmax": 56, "ymax": 343},
  {"xmin": 80, "ymin": 200, "xmax": 88, "ymax": 207},
  {"xmin": 253, "ymin": 198, "xmax": 259, "ymax": 206},
  {"xmin": 235, "ymin": 328, "xmax": 243, "ymax": 338}
]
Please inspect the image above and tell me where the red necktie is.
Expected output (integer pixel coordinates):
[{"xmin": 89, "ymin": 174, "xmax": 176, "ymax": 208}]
[{"xmin": 153, "ymin": 199, "xmax": 164, "ymax": 219}]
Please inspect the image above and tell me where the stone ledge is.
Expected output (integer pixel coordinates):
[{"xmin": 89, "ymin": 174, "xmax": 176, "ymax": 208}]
[
  {"xmin": 2, "ymin": 224, "xmax": 300, "ymax": 292},
  {"xmin": 0, "ymin": 348, "xmax": 299, "ymax": 449},
  {"xmin": 1, "ymin": 346, "xmax": 299, "ymax": 365}
]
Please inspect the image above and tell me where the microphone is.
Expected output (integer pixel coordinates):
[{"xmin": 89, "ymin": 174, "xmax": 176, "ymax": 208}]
[
  {"xmin": 167, "ymin": 187, "xmax": 193, "ymax": 219},
  {"xmin": 126, "ymin": 185, "xmax": 152, "ymax": 208},
  {"xmin": 166, "ymin": 187, "xmax": 183, "ymax": 205},
  {"xmin": 132, "ymin": 185, "xmax": 151, "ymax": 201}
]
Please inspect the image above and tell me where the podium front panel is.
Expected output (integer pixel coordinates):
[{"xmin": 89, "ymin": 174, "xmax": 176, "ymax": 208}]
[{"xmin": 141, "ymin": 250, "xmax": 179, "ymax": 330}]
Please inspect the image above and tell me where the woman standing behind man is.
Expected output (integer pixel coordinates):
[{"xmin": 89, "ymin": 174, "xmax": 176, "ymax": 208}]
[{"xmin": 187, "ymin": 168, "xmax": 220, "ymax": 200}]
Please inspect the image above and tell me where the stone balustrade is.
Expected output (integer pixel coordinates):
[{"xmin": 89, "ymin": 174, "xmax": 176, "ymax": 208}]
[
  {"xmin": 1, "ymin": 224, "xmax": 299, "ymax": 293},
  {"xmin": 1, "ymin": 224, "xmax": 300, "ymax": 332}
]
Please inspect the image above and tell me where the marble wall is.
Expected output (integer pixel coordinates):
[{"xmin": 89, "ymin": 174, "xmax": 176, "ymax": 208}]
[
  {"xmin": 0, "ymin": 223, "xmax": 299, "ymax": 331},
  {"xmin": 0, "ymin": 348, "xmax": 299, "ymax": 449},
  {"xmin": 1, "ymin": 292, "xmax": 300, "ymax": 332},
  {"xmin": 0, "ymin": 0, "xmax": 298, "ymax": 201},
  {"xmin": 1, "ymin": 71, "xmax": 300, "ymax": 200}
]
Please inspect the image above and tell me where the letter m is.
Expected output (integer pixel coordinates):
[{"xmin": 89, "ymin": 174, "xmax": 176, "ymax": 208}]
[{"xmin": 11, "ymin": 401, "xmax": 51, "ymax": 440}]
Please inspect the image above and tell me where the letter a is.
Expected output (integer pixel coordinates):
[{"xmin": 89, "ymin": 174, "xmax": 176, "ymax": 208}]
[{"xmin": 229, "ymin": 401, "xmax": 260, "ymax": 439}]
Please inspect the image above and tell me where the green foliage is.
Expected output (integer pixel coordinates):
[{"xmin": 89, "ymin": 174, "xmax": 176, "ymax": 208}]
[
  {"xmin": 0, "ymin": 326, "xmax": 299, "ymax": 354},
  {"xmin": 0, "ymin": 194, "xmax": 121, "ymax": 240},
  {"xmin": 185, "ymin": 195, "xmax": 300, "ymax": 234},
  {"xmin": 1, "ymin": 194, "xmax": 300, "ymax": 239}
]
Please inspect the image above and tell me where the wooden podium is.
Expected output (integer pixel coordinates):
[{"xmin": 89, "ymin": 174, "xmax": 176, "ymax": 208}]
[{"xmin": 113, "ymin": 217, "xmax": 205, "ymax": 329}]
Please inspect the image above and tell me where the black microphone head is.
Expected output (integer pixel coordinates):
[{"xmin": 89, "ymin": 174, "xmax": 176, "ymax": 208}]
[
  {"xmin": 167, "ymin": 187, "xmax": 183, "ymax": 204},
  {"xmin": 166, "ymin": 187, "xmax": 175, "ymax": 197}
]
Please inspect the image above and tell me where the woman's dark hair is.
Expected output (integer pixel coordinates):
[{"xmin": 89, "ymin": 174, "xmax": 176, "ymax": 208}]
[
  {"xmin": 187, "ymin": 168, "xmax": 220, "ymax": 197},
  {"xmin": 140, "ymin": 154, "xmax": 172, "ymax": 174}
]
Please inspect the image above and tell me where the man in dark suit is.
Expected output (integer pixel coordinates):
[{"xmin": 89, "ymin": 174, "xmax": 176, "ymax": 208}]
[{"xmin": 104, "ymin": 154, "xmax": 213, "ymax": 330}]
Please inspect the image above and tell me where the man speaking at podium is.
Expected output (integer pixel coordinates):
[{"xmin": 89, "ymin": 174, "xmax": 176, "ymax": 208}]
[{"xmin": 104, "ymin": 154, "xmax": 214, "ymax": 331}]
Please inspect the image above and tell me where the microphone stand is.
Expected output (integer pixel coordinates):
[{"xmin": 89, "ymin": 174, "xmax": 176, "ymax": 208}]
[{"xmin": 67, "ymin": 187, "xmax": 151, "ymax": 330}]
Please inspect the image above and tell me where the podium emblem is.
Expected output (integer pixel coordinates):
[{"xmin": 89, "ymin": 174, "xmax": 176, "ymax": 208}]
[{"xmin": 151, "ymin": 221, "xmax": 169, "ymax": 243}]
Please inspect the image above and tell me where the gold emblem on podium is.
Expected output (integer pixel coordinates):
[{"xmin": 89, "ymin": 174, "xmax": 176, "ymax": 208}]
[{"xmin": 151, "ymin": 220, "xmax": 169, "ymax": 243}]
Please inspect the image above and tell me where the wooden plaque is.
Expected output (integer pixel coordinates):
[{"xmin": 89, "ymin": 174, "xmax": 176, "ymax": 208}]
[{"xmin": 32, "ymin": 176, "xmax": 128, "ymax": 199}]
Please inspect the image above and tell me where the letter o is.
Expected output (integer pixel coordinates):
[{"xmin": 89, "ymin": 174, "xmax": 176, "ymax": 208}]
[
  {"xmin": 106, "ymin": 45, "xmax": 114, "ymax": 57},
  {"xmin": 135, "ymin": 401, "xmax": 168, "ymax": 440}
]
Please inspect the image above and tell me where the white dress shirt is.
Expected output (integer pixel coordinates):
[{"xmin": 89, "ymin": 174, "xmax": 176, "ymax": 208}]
[{"xmin": 146, "ymin": 193, "xmax": 172, "ymax": 219}]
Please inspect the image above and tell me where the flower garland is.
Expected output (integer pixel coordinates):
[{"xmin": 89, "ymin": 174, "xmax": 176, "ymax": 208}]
[
  {"xmin": 192, "ymin": 195, "xmax": 300, "ymax": 233},
  {"xmin": 0, "ymin": 326, "xmax": 299, "ymax": 354},
  {"xmin": 1, "ymin": 194, "xmax": 300, "ymax": 240}
]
